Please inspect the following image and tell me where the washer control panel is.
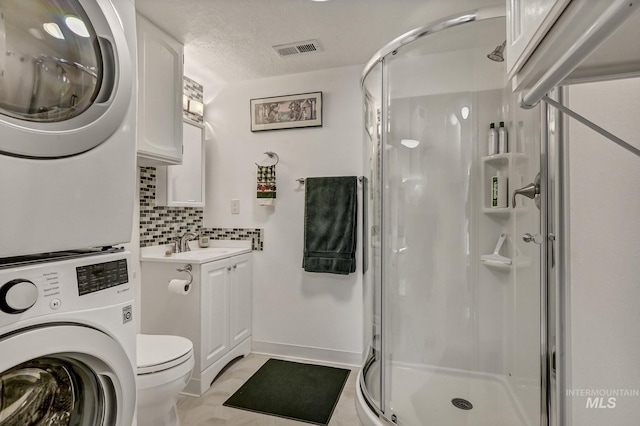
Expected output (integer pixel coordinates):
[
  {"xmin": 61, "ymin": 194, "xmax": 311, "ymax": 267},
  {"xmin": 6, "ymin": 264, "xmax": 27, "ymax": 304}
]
[
  {"xmin": 76, "ymin": 259, "xmax": 128, "ymax": 296},
  {"xmin": 0, "ymin": 252, "xmax": 131, "ymax": 325}
]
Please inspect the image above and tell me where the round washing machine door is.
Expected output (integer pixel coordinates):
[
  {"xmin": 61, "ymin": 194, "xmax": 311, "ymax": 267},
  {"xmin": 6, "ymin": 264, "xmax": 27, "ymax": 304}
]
[
  {"xmin": 0, "ymin": 0, "xmax": 133, "ymax": 158},
  {"xmin": 0, "ymin": 324, "xmax": 136, "ymax": 425}
]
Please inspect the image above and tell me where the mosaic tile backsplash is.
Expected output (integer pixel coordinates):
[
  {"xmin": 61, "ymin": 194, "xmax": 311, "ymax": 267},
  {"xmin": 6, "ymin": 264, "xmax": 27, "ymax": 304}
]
[
  {"xmin": 139, "ymin": 167, "xmax": 263, "ymax": 250},
  {"xmin": 139, "ymin": 77, "xmax": 263, "ymax": 250}
]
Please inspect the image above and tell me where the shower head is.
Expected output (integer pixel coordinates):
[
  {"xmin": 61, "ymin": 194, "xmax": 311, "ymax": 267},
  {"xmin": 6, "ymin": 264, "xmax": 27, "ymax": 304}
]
[{"xmin": 487, "ymin": 41, "xmax": 506, "ymax": 62}]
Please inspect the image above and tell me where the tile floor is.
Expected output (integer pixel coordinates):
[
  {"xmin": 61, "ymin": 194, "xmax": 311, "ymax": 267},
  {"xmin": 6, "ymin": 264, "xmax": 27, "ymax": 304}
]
[{"xmin": 177, "ymin": 353, "xmax": 364, "ymax": 426}]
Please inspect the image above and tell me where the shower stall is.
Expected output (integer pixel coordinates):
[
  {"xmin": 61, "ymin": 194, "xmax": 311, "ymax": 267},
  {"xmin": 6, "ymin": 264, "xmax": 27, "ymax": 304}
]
[{"xmin": 358, "ymin": 7, "xmax": 558, "ymax": 426}]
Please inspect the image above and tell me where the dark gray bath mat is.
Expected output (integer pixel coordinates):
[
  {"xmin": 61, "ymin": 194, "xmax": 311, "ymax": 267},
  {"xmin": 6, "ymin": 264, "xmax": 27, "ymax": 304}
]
[{"xmin": 223, "ymin": 358, "xmax": 350, "ymax": 425}]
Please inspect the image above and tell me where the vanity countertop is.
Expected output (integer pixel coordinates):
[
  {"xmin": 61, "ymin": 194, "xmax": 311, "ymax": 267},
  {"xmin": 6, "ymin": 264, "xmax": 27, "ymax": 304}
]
[{"xmin": 140, "ymin": 241, "xmax": 252, "ymax": 264}]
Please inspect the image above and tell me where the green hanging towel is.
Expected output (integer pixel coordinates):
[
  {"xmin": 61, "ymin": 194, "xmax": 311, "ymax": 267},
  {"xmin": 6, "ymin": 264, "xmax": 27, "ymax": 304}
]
[
  {"xmin": 303, "ymin": 176, "xmax": 358, "ymax": 275},
  {"xmin": 257, "ymin": 165, "xmax": 276, "ymax": 205}
]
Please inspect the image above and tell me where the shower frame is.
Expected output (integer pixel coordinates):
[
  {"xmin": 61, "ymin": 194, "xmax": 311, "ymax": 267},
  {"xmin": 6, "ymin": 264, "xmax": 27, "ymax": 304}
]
[{"xmin": 358, "ymin": 7, "xmax": 562, "ymax": 426}]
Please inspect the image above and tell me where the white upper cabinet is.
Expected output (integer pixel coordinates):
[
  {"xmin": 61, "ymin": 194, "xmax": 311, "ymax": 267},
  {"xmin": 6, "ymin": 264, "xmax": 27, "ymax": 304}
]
[
  {"xmin": 506, "ymin": 0, "xmax": 570, "ymax": 79},
  {"xmin": 507, "ymin": 0, "xmax": 640, "ymax": 93},
  {"xmin": 136, "ymin": 14, "xmax": 184, "ymax": 165},
  {"xmin": 155, "ymin": 120, "xmax": 205, "ymax": 207}
]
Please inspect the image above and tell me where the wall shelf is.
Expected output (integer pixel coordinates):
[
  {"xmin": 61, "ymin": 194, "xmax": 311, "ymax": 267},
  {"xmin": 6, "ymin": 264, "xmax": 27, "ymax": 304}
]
[
  {"xmin": 481, "ymin": 256, "xmax": 532, "ymax": 272},
  {"xmin": 481, "ymin": 153, "xmax": 529, "ymax": 212},
  {"xmin": 481, "ymin": 260, "xmax": 512, "ymax": 272},
  {"xmin": 482, "ymin": 207, "xmax": 511, "ymax": 215}
]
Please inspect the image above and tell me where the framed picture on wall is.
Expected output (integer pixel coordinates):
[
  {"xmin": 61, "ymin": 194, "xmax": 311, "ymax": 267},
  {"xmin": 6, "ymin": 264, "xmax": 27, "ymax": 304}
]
[{"xmin": 250, "ymin": 91, "xmax": 322, "ymax": 132}]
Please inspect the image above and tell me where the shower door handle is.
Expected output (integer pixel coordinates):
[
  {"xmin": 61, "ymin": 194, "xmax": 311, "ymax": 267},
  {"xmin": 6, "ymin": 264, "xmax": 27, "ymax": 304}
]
[
  {"xmin": 512, "ymin": 173, "xmax": 541, "ymax": 209},
  {"xmin": 522, "ymin": 233, "xmax": 543, "ymax": 244}
]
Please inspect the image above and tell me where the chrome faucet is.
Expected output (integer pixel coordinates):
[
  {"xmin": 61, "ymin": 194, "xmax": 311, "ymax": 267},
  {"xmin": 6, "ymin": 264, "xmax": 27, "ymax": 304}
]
[{"xmin": 179, "ymin": 232, "xmax": 198, "ymax": 252}]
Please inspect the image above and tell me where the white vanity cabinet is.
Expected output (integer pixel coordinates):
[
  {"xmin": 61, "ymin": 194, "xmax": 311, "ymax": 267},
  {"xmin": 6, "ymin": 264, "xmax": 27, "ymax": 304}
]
[
  {"xmin": 200, "ymin": 254, "xmax": 252, "ymax": 371},
  {"xmin": 136, "ymin": 14, "xmax": 184, "ymax": 165},
  {"xmin": 155, "ymin": 120, "xmax": 205, "ymax": 207},
  {"xmin": 140, "ymin": 249, "xmax": 252, "ymax": 397}
]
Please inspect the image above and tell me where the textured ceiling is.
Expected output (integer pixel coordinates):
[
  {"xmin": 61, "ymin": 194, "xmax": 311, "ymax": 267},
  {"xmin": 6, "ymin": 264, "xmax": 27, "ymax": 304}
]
[{"xmin": 134, "ymin": 0, "xmax": 502, "ymax": 83}]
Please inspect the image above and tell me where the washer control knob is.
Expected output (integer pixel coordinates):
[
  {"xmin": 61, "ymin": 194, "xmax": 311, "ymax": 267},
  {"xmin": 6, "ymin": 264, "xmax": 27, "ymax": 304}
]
[{"xmin": 0, "ymin": 279, "xmax": 38, "ymax": 314}]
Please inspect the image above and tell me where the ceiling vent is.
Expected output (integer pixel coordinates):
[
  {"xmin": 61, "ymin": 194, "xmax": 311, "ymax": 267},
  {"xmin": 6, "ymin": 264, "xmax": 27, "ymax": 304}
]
[{"xmin": 273, "ymin": 39, "xmax": 322, "ymax": 58}]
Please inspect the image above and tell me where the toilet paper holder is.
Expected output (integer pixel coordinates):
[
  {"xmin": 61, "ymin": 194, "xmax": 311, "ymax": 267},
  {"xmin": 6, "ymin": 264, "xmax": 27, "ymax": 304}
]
[{"xmin": 176, "ymin": 264, "xmax": 193, "ymax": 291}]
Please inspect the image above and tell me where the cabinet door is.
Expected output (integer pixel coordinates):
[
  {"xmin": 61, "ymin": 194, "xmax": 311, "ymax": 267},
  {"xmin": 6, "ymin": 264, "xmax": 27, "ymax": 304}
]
[
  {"xmin": 229, "ymin": 254, "xmax": 252, "ymax": 349},
  {"xmin": 200, "ymin": 260, "xmax": 230, "ymax": 370},
  {"xmin": 136, "ymin": 14, "xmax": 183, "ymax": 165},
  {"xmin": 506, "ymin": 0, "xmax": 570, "ymax": 78},
  {"xmin": 155, "ymin": 120, "xmax": 205, "ymax": 206}
]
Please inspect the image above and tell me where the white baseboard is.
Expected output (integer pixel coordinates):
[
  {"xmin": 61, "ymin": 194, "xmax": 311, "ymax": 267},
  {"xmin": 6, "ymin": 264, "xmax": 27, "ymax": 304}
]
[{"xmin": 252, "ymin": 340, "xmax": 361, "ymax": 367}]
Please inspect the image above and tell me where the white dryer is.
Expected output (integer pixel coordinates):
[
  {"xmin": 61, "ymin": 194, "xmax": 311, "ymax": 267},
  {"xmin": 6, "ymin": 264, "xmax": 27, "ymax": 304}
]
[
  {"xmin": 0, "ymin": 249, "xmax": 136, "ymax": 425},
  {"xmin": 0, "ymin": 0, "xmax": 137, "ymax": 257}
]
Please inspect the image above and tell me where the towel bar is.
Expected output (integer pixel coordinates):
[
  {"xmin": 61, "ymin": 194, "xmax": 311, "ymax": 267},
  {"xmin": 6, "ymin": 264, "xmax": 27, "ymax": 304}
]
[{"xmin": 296, "ymin": 176, "xmax": 364, "ymax": 184}]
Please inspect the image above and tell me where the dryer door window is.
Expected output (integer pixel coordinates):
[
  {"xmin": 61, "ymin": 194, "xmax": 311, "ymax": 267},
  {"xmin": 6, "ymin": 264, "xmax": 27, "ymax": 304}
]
[
  {"xmin": 0, "ymin": 0, "xmax": 133, "ymax": 159},
  {"xmin": 0, "ymin": 0, "xmax": 101, "ymax": 123},
  {"xmin": 0, "ymin": 357, "xmax": 106, "ymax": 425}
]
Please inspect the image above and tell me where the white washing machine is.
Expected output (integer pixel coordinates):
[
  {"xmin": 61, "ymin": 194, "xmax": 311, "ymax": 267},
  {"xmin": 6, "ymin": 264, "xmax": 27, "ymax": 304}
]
[
  {"xmin": 0, "ymin": 249, "xmax": 136, "ymax": 425},
  {"xmin": 0, "ymin": 0, "xmax": 137, "ymax": 258}
]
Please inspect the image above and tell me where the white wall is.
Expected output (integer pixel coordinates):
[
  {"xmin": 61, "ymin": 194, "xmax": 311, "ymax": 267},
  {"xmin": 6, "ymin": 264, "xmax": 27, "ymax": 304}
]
[
  {"xmin": 202, "ymin": 65, "xmax": 364, "ymax": 364},
  {"xmin": 566, "ymin": 78, "xmax": 640, "ymax": 425}
]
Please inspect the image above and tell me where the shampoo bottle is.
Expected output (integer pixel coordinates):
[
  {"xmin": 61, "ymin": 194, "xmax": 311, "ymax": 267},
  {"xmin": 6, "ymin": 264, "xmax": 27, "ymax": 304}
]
[
  {"xmin": 488, "ymin": 122, "xmax": 497, "ymax": 156},
  {"xmin": 491, "ymin": 171, "xmax": 508, "ymax": 208},
  {"xmin": 498, "ymin": 121, "xmax": 508, "ymax": 153}
]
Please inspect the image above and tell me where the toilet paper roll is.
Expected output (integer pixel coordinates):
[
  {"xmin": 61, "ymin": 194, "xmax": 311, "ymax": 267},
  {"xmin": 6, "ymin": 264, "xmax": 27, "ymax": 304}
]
[{"xmin": 168, "ymin": 279, "xmax": 191, "ymax": 295}]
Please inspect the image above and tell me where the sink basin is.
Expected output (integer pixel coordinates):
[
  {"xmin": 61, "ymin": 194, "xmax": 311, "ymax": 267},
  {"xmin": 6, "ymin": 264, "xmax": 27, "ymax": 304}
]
[
  {"xmin": 173, "ymin": 249, "xmax": 228, "ymax": 260},
  {"xmin": 140, "ymin": 246, "xmax": 251, "ymax": 264}
]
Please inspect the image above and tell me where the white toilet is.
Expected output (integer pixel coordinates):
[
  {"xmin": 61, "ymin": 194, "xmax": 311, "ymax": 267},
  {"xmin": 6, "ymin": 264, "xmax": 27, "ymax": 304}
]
[{"xmin": 136, "ymin": 334, "xmax": 195, "ymax": 426}]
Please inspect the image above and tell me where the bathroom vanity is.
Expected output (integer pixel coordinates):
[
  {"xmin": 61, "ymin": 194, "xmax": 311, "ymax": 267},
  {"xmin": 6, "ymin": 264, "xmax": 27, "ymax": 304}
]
[{"xmin": 140, "ymin": 244, "xmax": 252, "ymax": 396}]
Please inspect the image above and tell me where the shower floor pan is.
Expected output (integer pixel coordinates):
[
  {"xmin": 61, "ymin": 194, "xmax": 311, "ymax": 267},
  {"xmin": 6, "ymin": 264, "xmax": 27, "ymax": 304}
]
[{"xmin": 359, "ymin": 363, "xmax": 532, "ymax": 426}]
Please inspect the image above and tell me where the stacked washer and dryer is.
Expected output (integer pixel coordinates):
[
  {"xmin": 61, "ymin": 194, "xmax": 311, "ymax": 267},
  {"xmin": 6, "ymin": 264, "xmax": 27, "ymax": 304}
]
[{"xmin": 0, "ymin": 1, "xmax": 193, "ymax": 425}]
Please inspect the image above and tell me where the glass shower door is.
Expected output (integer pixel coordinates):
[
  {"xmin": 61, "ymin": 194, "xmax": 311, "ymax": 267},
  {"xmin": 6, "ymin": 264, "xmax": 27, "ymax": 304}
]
[
  {"xmin": 508, "ymin": 93, "xmax": 543, "ymax": 426},
  {"xmin": 359, "ymin": 10, "xmax": 553, "ymax": 426},
  {"xmin": 362, "ymin": 60, "xmax": 384, "ymax": 414},
  {"xmin": 377, "ymin": 16, "xmax": 544, "ymax": 426}
]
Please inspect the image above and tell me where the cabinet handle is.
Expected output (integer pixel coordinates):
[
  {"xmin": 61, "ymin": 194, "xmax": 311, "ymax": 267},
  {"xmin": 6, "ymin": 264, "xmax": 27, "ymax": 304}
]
[
  {"xmin": 233, "ymin": 264, "xmax": 237, "ymax": 269},
  {"xmin": 227, "ymin": 267, "xmax": 232, "ymax": 271}
]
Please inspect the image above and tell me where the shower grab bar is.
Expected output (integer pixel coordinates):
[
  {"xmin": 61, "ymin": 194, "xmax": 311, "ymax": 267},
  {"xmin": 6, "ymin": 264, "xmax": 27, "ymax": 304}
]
[
  {"xmin": 519, "ymin": 0, "xmax": 640, "ymax": 110},
  {"xmin": 296, "ymin": 176, "xmax": 364, "ymax": 184}
]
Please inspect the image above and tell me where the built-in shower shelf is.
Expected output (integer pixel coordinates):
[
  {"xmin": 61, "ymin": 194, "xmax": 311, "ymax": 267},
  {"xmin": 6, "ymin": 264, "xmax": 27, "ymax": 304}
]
[
  {"xmin": 481, "ymin": 259, "xmax": 512, "ymax": 271},
  {"xmin": 482, "ymin": 207, "xmax": 527, "ymax": 215},
  {"xmin": 481, "ymin": 256, "xmax": 532, "ymax": 271},
  {"xmin": 481, "ymin": 153, "xmax": 529, "ymax": 212},
  {"xmin": 481, "ymin": 153, "xmax": 528, "ymax": 164},
  {"xmin": 482, "ymin": 207, "xmax": 511, "ymax": 215}
]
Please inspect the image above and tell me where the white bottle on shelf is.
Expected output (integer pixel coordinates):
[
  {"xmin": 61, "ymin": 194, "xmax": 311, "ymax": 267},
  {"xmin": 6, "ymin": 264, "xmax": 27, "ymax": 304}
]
[
  {"xmin": 487, "ymin": 122, "xmax": 497, "ymax": 156},
  {"xmin": 491, "ymin": 171, "xmax": 508, "ymax": 208},
  {"xmin": 498, "ymin": 121, "xmax": 508, "ymax": 154}
]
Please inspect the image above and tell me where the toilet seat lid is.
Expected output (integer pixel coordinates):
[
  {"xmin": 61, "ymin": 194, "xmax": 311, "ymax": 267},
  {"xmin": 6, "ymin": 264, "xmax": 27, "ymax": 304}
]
[{"xmin": 137, "ymin": 334, "xmax": 193, "ymax": 375}]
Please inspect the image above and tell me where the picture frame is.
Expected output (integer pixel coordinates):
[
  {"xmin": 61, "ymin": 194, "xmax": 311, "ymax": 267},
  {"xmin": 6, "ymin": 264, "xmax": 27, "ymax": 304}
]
[{"xmin": 250, "ymin": 91, "xmax": 322, "ymax": 132}]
